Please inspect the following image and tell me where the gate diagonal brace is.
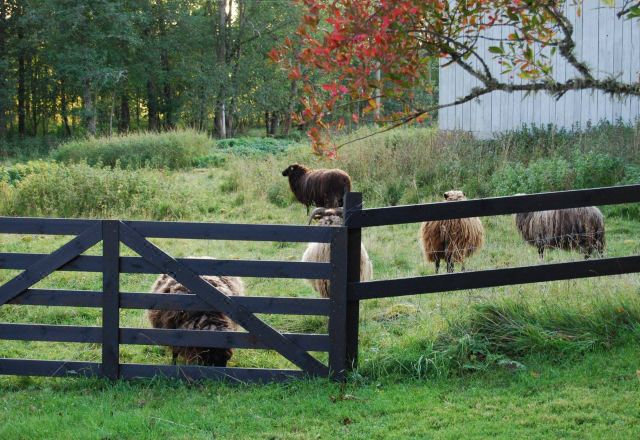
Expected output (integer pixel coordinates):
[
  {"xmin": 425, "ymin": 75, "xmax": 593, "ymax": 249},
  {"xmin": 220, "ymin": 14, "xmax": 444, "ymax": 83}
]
[{"xmin": 118, "ymin": 221, "xmax": 329, "ymax": 377}]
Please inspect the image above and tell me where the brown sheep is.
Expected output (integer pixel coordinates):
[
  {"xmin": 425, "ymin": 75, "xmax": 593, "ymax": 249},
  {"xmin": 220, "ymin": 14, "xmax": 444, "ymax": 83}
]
[
  {"xmin": 515, "ymin": 207, "xmax": 605, "ymax": 259},
  {"xmin": 282, "ymin": 163, "xmax": 351, "ymax": 212},
  {"xmin": 301, "ymin": 208, "xmax": 373, "ymax": 298},
  {"xmin": 147, "ymin": 269, "xmax": 244, "ymax": 367},
  {"xmin": 419, "ymin": 190, "xmax": 485, "ymax": 273}
]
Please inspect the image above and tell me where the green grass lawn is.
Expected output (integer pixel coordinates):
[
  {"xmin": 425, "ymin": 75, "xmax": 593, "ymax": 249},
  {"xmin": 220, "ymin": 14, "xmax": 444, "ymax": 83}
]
[
  {"xmin": 1, "ymin": 345, "xmax": 639, "ymax": 439},
  {"xmin": 1, "ymin": 127, "xmax": 639, "ymax": 438}
]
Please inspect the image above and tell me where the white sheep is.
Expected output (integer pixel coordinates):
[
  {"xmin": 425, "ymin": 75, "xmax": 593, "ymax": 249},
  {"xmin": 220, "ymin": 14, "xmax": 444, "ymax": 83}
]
[{"xmin": 302, "ymin": 208, "xmax": 373, "ymax": 298}]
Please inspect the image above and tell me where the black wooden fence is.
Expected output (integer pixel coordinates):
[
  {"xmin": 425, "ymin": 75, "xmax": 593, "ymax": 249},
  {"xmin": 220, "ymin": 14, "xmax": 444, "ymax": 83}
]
[
  {"xmin": 341, "ymin": 184, "xmax": 640, "ymax": 368},
  {"xmin": 0, "ymin": 219, "xmax": 349, "ymax": 381},
  {"xmin": 0, "ymin": 183, "xmax": 639, "ymax": 381}
]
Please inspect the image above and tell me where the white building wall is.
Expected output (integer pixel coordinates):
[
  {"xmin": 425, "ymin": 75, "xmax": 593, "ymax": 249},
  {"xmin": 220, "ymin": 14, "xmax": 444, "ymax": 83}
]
[{"xmin": 438, "ymin": 0, "xmax": 640, "ymax": 137}]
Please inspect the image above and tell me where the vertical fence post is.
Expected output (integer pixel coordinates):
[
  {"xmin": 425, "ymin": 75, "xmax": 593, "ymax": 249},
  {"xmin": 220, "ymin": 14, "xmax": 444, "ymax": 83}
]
[
  {"xmin": 328, "ymin": 226, "xmax": 348, "ymax": 380},
  {"xmin": 343, "ymin": 192, "xmax": 362, "ymax": 370},
  {"xmin": 102, "ymin": 220, "xmax": 120, "ymax": 380}
]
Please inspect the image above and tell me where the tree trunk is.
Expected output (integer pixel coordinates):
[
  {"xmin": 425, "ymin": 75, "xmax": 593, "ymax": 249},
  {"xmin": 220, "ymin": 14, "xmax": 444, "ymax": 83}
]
[
  {"xmin": 214, "ymin": 0, "xmax": 228, "ymax": 139},
  {"xmin": 119, "ymin": 90, "xmax": 130, "ymax": 133},
  {"xmin": 17, "ymin": 50, "xmax": 26, "ymax": 136},
  {"xmin": 147, "ymin": 79, "xmax": 159, "ymax": 131},
  {"xmin": 161, "ymin": 50, "xmax": 174, "ymax": 130},
  {"xmin": 0, "ymin": 2, "xmax": 7, "ymax": 139},
  {"xmin": 60, "ymin": 80, "xmax": 72, "ymax": 136},
  {"xmin": 83, "ymin": 79, "xmax": 97, "ymax": 136}
]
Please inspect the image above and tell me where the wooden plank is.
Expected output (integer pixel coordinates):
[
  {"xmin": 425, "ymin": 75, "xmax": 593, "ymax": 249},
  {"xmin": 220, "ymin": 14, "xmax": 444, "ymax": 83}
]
[
  {"xmin": 0, "ymin": 223, "xmax": 102, "ymax": 306},
  {"xmin": 120, "ymin": 257, "xmax": 332, "ymax": 279},
  {"xmin": 328, "ymin": 227, "xmax": 348, "ymax": 379},
  {"xmin": 120, "ymin": 329, "xmax": 329, "ymax": 351},
  {"xmin": 102, "ymin": 220, "xmax": 120, "ymax": 380},
  {"xmin": 343, "ymin": 192, "xmax": 362, "ymax": 370},
  {"xmin": 9, "ymin": 289, "xmax": 331, "ymax": 316},
  {"xmin": 0, "ymin": 323, "xmax": 101, "ymax": 343},
  {"xmin": 0, "ymin": 359, "xmax": 101, "ymax": 377},
  {"xmin": 0, "ymin": 254, "xmax": 331, "ymax": 279},
  {"xmin": 350, "ymin": 255, "xmax": 640, "ymax": 300},
  {"xmin": 119, "ymin": 364, "xmax": 305, "ymax": 382},
  {"xmin": 122, "ymin": 293, "xmax": 330, "ymax": 316},
  {"xmin": 118, "ymin": 222, "xmax": 329, "ymax": 377},
  {"xmin": 123, "ymin": 220, "xmax": 334, "ymax": 243},
  {"xmin": 9, "ymin": 289, "xmax": 102, "ymax": 307},
  {"xmin": 0, "ymin": 217, "xmax": 97, "ymax": 235},
  {"xmin": 0, "ymin": 324, "xmax": 329, "ymax": 351},
  {"xmin": 349, "ymin": 184, "xmax": 640, "ymax": 228}
]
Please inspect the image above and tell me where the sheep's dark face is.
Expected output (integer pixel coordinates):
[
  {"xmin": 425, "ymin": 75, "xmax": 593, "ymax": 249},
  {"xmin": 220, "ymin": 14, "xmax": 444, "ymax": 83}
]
[{"xmin": 282, "ymin": 164, "xmax": 304, "ymax": 177}]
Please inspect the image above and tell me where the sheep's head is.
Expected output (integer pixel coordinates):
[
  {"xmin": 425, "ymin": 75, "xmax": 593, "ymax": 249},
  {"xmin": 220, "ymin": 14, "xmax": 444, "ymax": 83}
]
[
  {"xmin": 443, "ymin": 190, "xmax": 466, "ymax": 201},
  {"xmin": 307, "ymin": 207, "xmax": 344, "ymax": 226},
  {"xmin": 282, "ymin": 163, "xmax": 308, "ymax": 177}
]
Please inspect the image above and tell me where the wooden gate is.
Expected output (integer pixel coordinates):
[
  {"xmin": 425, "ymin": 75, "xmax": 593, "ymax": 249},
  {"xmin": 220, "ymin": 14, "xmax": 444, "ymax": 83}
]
[{"xmin": 0, "ymin": 218, "xmax": 349, "ymax": 382}]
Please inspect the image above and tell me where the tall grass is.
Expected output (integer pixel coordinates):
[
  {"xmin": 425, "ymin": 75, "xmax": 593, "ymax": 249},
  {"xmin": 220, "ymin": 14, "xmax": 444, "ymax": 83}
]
[{"xmin": 54, "ymin": 129, "xmax": 213, "ymax": 169}]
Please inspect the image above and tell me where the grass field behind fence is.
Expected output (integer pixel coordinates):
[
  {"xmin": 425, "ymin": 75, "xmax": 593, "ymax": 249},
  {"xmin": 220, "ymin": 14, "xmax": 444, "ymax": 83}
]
[{"xmin": 0, "ymin": 124, "xmax": 639, "ymax": 438}]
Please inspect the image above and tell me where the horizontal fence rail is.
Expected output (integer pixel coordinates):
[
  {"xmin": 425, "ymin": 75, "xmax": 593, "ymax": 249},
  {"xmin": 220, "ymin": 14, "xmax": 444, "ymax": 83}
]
[
  {"xmin": 8, "ymin": 289, "xmax": 331, "ymax": 316},
  {"xmin": 347, "ymin": 184, "xmax": 640, "ymax": 228},
  {"xmin": 0, "ymin": 254, "xmax": 332, "ymax": 279},
  {"xmin": 0, "ymin": 217, "xmax": 336, "ymax": 243},
  {"xmin": 0, "ymin": 359, "xmax": 306, "ymax": 382},
  {"xmin": 0, "ymin": 324, "xmax": 330, "ymax": 351},
  {"xmin": 350, "ymin": 255, "xmax": 640, "ymax": 300}
]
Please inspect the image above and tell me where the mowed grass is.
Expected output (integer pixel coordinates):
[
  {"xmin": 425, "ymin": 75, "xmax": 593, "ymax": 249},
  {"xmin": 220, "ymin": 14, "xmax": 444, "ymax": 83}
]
[
  {"xmin": 1, "ymin": 346, "xmax": 639, "ymax": 439},
  {"xmin": 1, "ymin": 127, "xmax": 639, "ymax": 438}
]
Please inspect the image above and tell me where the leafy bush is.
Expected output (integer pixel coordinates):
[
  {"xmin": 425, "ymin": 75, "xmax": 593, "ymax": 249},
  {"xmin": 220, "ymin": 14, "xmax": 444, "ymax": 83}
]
[
  {"xmin": 216, "ymin": 137, "xmax": 295, "ymax": 156},
  {"xmin": 573, "ymin": 150, "xmax": 625, "ymax": 188},
  {"xmin": 0, "ymin": 160, "xmax": 61, "ymax": 185},
  {"xmin": 54, "ymin": 130, "xmax": 213, "ymax": 169},
  {"xmin": 2, "ymin": 163, "xmax": 161, "ymax": 218},
  {"xmin": 266, "ymin": 182, "xmax": 293, "ymax": 208},
  {"xmin": 0, "ymin": 136, "xmax": 61, "ymax": 160},
  {"xmin": 192, "ymin": 153, "xmax": 227, "ymax": 168}
]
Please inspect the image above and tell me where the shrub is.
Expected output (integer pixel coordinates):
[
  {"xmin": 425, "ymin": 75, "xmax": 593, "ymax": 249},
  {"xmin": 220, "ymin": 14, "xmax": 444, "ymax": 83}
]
[
  {"xmin": 216, "ymin": 137, "xmax": 295, "ymax": 156},
  {"xmin": 2, "ymin": 163, "xmax": 161, "ymax": 218},
  {"xmin": 491, "ymin": 157, "xmax": 573, "ymax": 195},
  {"xmin": 573, "ymin": 150, "xmax": 625, "ymax": 188},
  {"xmin": 0, "ymin": 160, "xmax": 61, "ymax": 185},
  {"xmin": 266, "ymin": 183, "xmax": 293, "ymax": 208},
  {"xmin": 54, "ymin": 130, "xmax": 213, "ymax": 169}
]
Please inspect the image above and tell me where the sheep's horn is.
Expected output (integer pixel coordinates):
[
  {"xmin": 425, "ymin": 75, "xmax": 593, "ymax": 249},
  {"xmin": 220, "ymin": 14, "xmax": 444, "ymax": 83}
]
[{"xmin": 307, "ymin": 207, "xmax": 327, "ymax": 225}]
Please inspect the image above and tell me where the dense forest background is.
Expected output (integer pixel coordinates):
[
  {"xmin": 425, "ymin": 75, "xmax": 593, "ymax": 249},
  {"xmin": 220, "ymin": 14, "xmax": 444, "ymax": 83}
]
[{"xmin": 0, "ymin": 0, "xmax": 437, "ymax": 142}]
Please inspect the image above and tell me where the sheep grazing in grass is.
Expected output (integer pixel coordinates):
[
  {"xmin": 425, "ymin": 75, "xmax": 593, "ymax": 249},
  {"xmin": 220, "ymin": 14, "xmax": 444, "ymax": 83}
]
[
  {"xmin": 302, "ymin": 207, "xmax": 373, "ymax": 298},
  {"xmin": 282, "ymin": 163, "xmax": 351, "ymax": 212},
  {"xmin": 515, "ymin": 206, "xmax": 605, "ymax": 259},
  {"xmin": 147, "ymin": 268, "xmax": 244, "ymax": 367},
  {"xmin": 419, "ymin": 190, "xmax": 485, "ymax": 273}
]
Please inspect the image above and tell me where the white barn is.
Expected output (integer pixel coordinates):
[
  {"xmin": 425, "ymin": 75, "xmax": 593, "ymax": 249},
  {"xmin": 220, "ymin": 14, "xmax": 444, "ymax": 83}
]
[{"xmin": 438, "ymin": 0, "xmax": 640, "ymax": 138}]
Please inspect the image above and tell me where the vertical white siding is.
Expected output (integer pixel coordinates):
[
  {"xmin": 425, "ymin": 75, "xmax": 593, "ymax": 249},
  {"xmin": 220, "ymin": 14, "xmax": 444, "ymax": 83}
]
[{"xmin": 438, "ymin": 0, "xmax": 640, "ymax": 135}]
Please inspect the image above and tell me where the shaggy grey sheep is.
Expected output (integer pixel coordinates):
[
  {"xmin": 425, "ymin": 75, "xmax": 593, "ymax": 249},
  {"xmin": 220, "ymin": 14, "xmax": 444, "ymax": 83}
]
[
  {"xmin": 147, "ymin": 266, "xmax": 244, "ymax": 367},
  {"xmin": 515, "ymin": 206, "xmax": 605, "ymax": 259}
]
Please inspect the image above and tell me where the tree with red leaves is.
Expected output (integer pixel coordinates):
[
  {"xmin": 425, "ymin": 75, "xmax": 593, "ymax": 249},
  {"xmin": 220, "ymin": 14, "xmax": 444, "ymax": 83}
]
[{"xmin": 272, "ymin": 0, "xmax": 640, "ymax": 155}]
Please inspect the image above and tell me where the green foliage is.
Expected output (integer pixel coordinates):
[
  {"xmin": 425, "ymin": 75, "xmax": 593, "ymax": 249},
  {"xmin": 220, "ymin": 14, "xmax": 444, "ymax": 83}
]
[
  {"xmin": 192, "ymin": 153, "xmax": 227, "ymax": 168},
  {"xmin": 0, "ymin": 137, "xmax": 62, "ymax": 160},
  {"xmin": 216, "ymin": 137, "xmax": 296, "ymax": 156},
  {"xmin": 267, "ymin": 182, "xmax": 293, "ymax": 208},
  {"xmin": 54, "ymin": 130, "xmax": 213, "ymax": 169},
  {"xmin": 1, "ymin": 163, "xmax": 160, "ymax": 218},
  {"xmin": 0, "ymin": 160, "xmax": 61, "ymax": 185}
]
